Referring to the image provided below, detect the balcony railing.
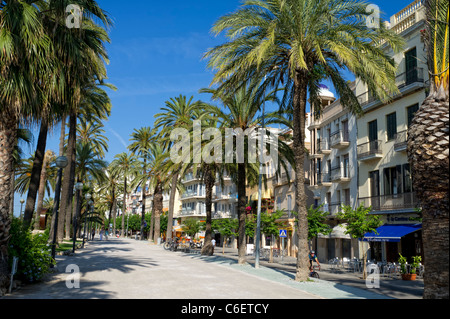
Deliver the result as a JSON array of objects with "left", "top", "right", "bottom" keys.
[
  {"left": 357, "top": 140, "right": 383, "bottom": 161},
  {"left": 181, "top": 190, "right": 205, "bottom": 199},
  {"left": 318, "top": 139, "right": 331, "bottom": 154},
  {"left": 330, "top": 130, "right": 350, "bottom": 148},
  {"left": 358, "top": 192, "right": 419, "bottom": 211},
  {"left": 356, "top": 68, "right": 425, "bottom": 108},
  {"left": 331, "top": 165, "right": 351, "bottom": 181},
  {"left": 325, "top": 202, "right": 342, "bottom": 216},
  {"left": 394, "top": 130, "right": 408, "bottom": 152},
  {"left": 317, "top": 173, "right": 332, "bottom": 186}
]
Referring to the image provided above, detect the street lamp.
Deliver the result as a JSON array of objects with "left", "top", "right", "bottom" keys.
[
  {"left": 50, "top": 156, "right": 68, "bottom": 266},
  {"left": 255, "top": 76, "right": 268, "bottom": 269},
  {"left": 73, "top": 182, "right": 83, "bottom": 253}
]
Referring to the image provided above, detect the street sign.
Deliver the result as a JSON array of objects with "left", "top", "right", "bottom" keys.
[{"left": 279, "top": 229, "right": 287, "bottom": 238}]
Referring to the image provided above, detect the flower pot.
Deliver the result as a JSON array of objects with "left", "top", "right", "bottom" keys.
[{"left": 401, "top": 274, "right": 417, "bottom": 281}]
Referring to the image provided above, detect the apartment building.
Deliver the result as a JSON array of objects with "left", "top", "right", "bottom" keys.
[
  {"left": 307, "top": 84, "right": 360, "bottom": 262},
  {"left": 355, "top": 0, "right": 426, "bottom": 262}
]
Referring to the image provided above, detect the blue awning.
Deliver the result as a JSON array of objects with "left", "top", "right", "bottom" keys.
[{"left": 362, "top": 224, "right": 422, "bottom": 242}]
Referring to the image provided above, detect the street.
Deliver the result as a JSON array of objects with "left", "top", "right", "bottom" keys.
[{"left": 2, "top": 237, "right": 402, "bottom": 300}]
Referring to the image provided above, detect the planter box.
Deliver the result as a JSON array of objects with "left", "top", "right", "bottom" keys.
[{"left": 401, "top": 274, "right": 417, "bottom": 281}]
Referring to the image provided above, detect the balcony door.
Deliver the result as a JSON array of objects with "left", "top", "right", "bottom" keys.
[
  {"left": 369, "top": 170, "right": 380, "bottom": 210},
  {"left": 368, "top": 120, "right": 378, "bottom": 153},
  {"left": 405, "top": 48, "right": 417, "bottom": 85}
]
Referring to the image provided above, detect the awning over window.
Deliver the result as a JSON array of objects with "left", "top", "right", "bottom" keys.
[{"left": 363, "top": 224, "right": 422, "bottom": 242}]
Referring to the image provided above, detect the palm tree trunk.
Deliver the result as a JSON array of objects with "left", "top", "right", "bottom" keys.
[
  {"left": 201, "top": 166, "right": 215, "bottom": 256},
  {"left": 166, "top": 171, "right": 179, "bottom": 240},
  {"left": 293, "top": 70, "right": 309, "bottom": 282},
  {"left": 121, "top": 178, "right": 127, "bottom": 237},
  {"left": 34, "top": 151, "right": 50, "bottom": 230},
  {"left": 60, "top": 113, "right": 77, "bottom": 241},
  {"left": 237, "top": 162, "right": 247, "bottom": 264},
  {"left": 0, "top": 112, "right": 17, "bottom": 294},
  {"left": 140, "top": 182, "right": 146, "bottom": 240},
  {"left": 23, "top": 118, "right": 49, "bottom": 230},
  {"left": 154, "top": 183, "right": 163, "bottom": 243},
  {"left": 49, "top": 117, "right": 66, "bottom": 242}
]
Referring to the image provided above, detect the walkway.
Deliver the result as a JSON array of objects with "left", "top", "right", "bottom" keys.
[{"left": 2, "top": 238, "right": 420, "bottom": 300}]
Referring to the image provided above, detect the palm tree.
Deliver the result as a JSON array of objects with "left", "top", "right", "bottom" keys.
[
  {"left": 204, "top": 0, "right": 403, "bottom": 280},
  {"left": 76, "top": 117, "right": 110, "bottom": 159},
  {"left": 407, "top": 0, "right": 449, "bottom": 299},
  {"left": 129, "top": 127, "right": 157, "bottom": 240},
  {"left": 0, "top": 1, "right": 53, "bottom": 287},
  {"left": 154, "top": 95, "right": 202, "bottom": 240},
  {"left": 200, "top": 85, "right": 287, "bottom": 264},
  {"left": 110, "top": 152, "right": 139, "bottom": 236}
]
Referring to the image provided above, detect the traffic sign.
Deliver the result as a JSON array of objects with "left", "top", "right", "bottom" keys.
[{"left": 279, "top": 229, "right": 287, "bottom": 238}]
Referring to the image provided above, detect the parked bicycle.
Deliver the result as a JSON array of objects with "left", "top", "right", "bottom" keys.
[{"left": 163, "top": 237, "right": 179, "bottom": 251}]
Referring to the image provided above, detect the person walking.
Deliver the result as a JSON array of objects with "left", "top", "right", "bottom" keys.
[
  {"left": 211, "top": 238, "right": 216, "bottom": 254},
  {"left": 100, "top": 228, "right": 104, "bottom": 241},
  {"left": 91, "top": 229, "right": 95, "bottom": 240}
]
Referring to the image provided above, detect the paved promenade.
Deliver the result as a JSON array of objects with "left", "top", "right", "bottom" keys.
[{"left": 2, "top": 237, "right": 422, "bottom": 300}]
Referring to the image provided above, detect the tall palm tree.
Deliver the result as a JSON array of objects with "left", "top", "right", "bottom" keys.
[
  {"left": 407, "top": 0, "right": 449, "bottom": 299},
  {"left": 204, "top": 0, "right": 403, "bottom": 280},
  {"left": 110, "top": 152, "right": 139, "bottom": 236},
  {"left": 129, "top": 127, "right": 157, "bottom": 240},
  {"left": 76, "top": 117, "right": 110, "bottom": 159},
  {"left": 154, "top": 95, "right": 202, "bottom": 240},
  {"left": 200, "top": 85, "right": 287, "bottom": 264},
  {"left": 0, "top": 1, "right": 52, "bottom": 288}
]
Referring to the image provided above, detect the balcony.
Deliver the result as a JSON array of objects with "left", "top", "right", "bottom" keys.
[
  {"left": 331, "top": 166, "right": 351, "bottom": 183},
  {"left": 357, "top": 140, "right": 383, "bottom": 161},
  {"left": 356, "top": 68, "right": 426, "bottom": 110},
  {"left": 358, "top": 192, "right": 419, "bottom": 212},
  {"left": 317, "top": 139, "right": 331, "bottom": 155},
  {"left": 181, "top": 190, "right": 205, "bottom": 199},
  {"left": 325, "top": 202, "right": 342, "bottom": 216},
  {"left": 318, "top": 173, "right": 332, "bottom": 187},
  {"left": 180, "top": 208, "right": 206, "bottom": 217},
  {"left": 182, "top": 173, "right": 202, "bottom": 183},
  {"left": 330, "top": 130, "right": 350, "bottom": 149},
  {"left": 394, "top": 130, "right": 408, "bottom": 152},
  {"left": 213, "top": 193, "right": 238, "bottom": 202}
]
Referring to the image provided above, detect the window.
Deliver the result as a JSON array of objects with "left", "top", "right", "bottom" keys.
[
  {"left": 386, "top": 112, "right": 397, "bottom": 141},
  {"left": 383, "top": 167, "right": 398, "bottom": 195},
  {"left": 403, "top": 164, "right": 413, "bottom": 193},
  {"left": 277, "top": 197, "right": 282, "bottom": 210},
  {"left": 344, "top": 189, "right": 351, "bottom": 206},
  {"left": 368, "top": 120, "right": 378, "bottom": 142},
  {"left": 343, "top": 154, "right": 350, "bottom": 178},
  {"left": 407, "top": 104, "right": 419, "bottom": 127}
]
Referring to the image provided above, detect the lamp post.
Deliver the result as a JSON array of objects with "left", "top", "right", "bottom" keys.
[
  {"left": 82, "top": 193, "right": 92, "bottom": 248},
  {"left": 255, "top": 75, "right": 268, "bottom": 269},
  {"left": 50, "top": 156, "right": 68, "bottom": 266},
  {"left": 73, "top": 182, "right": 83, "bottom": 253}
]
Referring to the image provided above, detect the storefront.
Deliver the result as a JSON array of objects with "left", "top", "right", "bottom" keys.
[{"left": 363, "top": 223, "right": 423, "bottom": 262}]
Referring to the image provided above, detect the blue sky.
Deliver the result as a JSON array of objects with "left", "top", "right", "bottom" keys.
[{"left": 13, "top": 0, "right": 418, "bottom": 215}]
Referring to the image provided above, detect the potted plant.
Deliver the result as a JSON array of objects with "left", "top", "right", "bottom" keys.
[
  {"left": 398, "top": 254, "right": 418, "bottom": 281},
  {"left": 409, "top": 256, "right": 422, "bottom": 277}
]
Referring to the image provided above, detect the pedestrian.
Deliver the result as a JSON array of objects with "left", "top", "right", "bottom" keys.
[
  {"left": 100, "top": 228, "right": 104, "bottom": 241},
  {"left": 211, "top": 238, "right": 216, "bottom": 254},
  {"left": 91, "top": 229, "right": 95, "bottom": 240}
]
